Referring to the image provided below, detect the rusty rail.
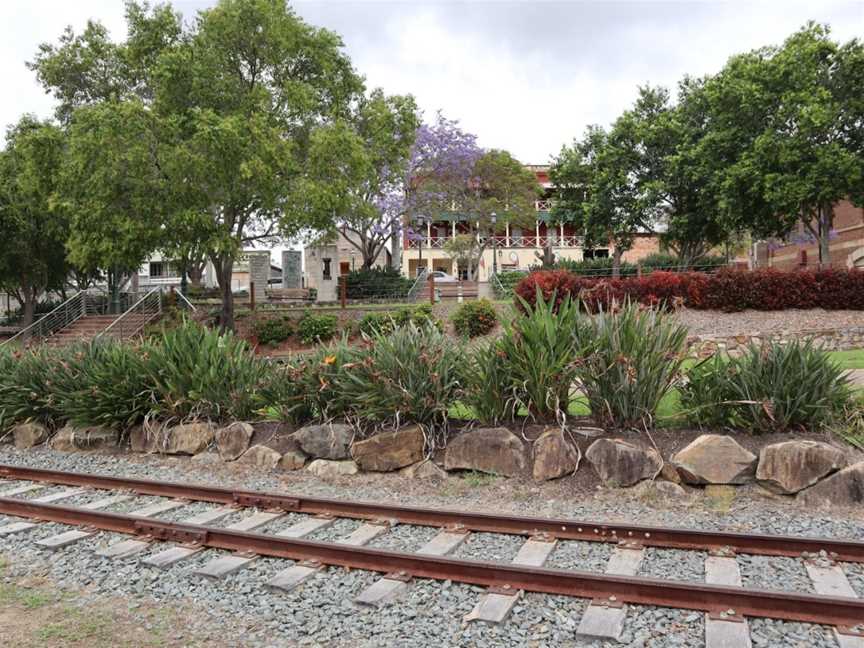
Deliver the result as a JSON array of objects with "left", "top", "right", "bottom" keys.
[
  {"left": 0, "top": 495, "right": 863, "bottom": 628},
  {"left": 2, "top": 463, "right": 864, "bottom": 562}
]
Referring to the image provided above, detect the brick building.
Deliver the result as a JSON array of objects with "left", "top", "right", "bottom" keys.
[
  {"left": 399, "top": 165, "right": 660, "bottom": 280},
  {"left": 753, "top": 200, "right": 864, "bottom": 270}
]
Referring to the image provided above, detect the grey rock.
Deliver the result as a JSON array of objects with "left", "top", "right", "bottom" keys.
[
  {"left": 797, "top": 460, "right": 864, "bottom": 509},
  {"left": 399, "top": 460, "right": 447, "bottom": 480},
  {"left": 214, "top": 422, "right": 253, "bottom": 461},
  {"left": 306, "top": 459, "right": 359, "bottom": 478},
  {"left": 585, "top": 438, "right": 662, "bottom": 487},
  {"left": 238, "top": 444, "right": 282, "bottom": 470},
  {"left": 756, "top": 440, "right": 847, "bottom": 494},
  {"left": 161, "top": 422, "right": 215, "bottom": 455},
  {"left": 13, "top": 422, "right": 48, "bottom": 449},
  {"left": 673, "top": 434, "right": 756, "bottom": 485},
  {"left": 351, "top": 425, "right": 425, "bottom": 472},
  {"left": 532, "top": 427, "right": 580, "bottom": 482},
  {"left": 295, "top": 423, "right": 353, "bottom": 460},
  {"left": 444, "top": 427, "right": 527, "bottom": 477}
]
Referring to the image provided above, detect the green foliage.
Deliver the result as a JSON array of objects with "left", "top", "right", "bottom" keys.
[
  {"left": 52, "top": 341, "right": 154, "bottom": 430},
  {"left": 498, "top": 292, "right": 588, "bottom": 422},
  {"left": 0, "top": 117, "right": 70, "bottom": 325},
  {"left": 577, "top": 303, "right": 689, "bottom": 429},
  {"left": 0, "top": 346, "right": 75, "bottom": 429},
  {"left": 297, "top": 312, "right": 339, "bottom": 344},
  {"left": 146, "top": 321, "right": 267, "bottom": 421},
  {"left": 681, "top": 341, "right": 852, "bottom": 433},
  {"left": 253, "top": 316, "right": 293, "bottom": 346},
  {"left": 452, "top": 299, "right": 498, "bottom": 338},
  {"left": 344, "top": 267, "right": 414, "bottom": 299},
  {"left": 336, "top": 322, "right": 463, "bottom": 431},
  {"left": 493, "top": 271, "right": 527, "bottom": 297},
  {"left": 461, "top": 340, "right": 517, "bottom": 426},
  {"left": 357, "top": 304, "right": 441, "bottom": 337},
  {"left": 552, "top": 257, "right": 638, "bottom": 277}
]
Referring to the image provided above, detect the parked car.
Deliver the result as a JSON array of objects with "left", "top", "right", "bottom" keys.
[{"left": 427, "top": 270, "right": 459, "bottom": 283}]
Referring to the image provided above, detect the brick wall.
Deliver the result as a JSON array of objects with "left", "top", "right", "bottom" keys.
[{"left": 765, "top": 200, "right": 864, "bottom": 270}]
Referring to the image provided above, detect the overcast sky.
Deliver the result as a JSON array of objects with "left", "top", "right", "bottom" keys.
[{"left": 2, "top": 0, "right": 862, "bottom": 164}]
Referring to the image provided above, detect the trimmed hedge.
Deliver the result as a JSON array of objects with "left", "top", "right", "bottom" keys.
[
  {"left": 452, "top": 299, "right": 498, "bottom": 338},
  {"left": 514, "top": 268, "right": 864, "bottom": 313}
]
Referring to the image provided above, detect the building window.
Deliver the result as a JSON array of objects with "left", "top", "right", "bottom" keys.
[
  {"left": 322, "top": 258, "right": 332, "bottom": 280},
  {"left": 583, "top": 249, "right": 610, "bottom": 259},
  {"left": 149, "top": 261, "right": 179, "bottom": 278},
  {"left": 511, "top": 227, "right": 522, "bottom": 246}
]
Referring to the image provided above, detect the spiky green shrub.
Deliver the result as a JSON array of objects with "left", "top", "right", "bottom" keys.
[
  {"left": 680, "top": 340, "right": 852, "bottom": 433},
  {"left": 262, "top": 337, "right": 359, "bottom": 423},
  {"left": 358, "top": 304, "right": 442, "bottom": 337},
  {"left": 52, "top": 341, "right": 155, "bottom": 430},
  {"left": 146, "top": 322, "right": 268, "bottom": 421},
  {"left": 461, "top": 340, "right": 517, "bottom": 425},
  {"left": 452, "top": 299, "right": 498, "bottom": 338},
  {"left": 336, "top": 322, "right": 463, "bottom": 432},
  {"left": 297, "top": 312, "right": 338, "bottom": 344},
  {"left": 576, "top": 303, "right": 689, "bottom": 429},
  {"left": 0, "top": 346, "right": 75, "bottom": 430},
  {"left": 498, "top": 293, "right": 589, "bottom": 422}
]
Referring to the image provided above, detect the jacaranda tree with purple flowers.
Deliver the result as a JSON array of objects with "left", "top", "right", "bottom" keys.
[{"left": 299, "top": 89, "right": 420, "bottom": 269}]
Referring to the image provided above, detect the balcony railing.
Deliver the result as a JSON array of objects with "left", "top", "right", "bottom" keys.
[{"left": 406, "top": 235, "right": 583, "bottom": 250}]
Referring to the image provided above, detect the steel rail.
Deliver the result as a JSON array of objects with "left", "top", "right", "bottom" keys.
[
  {"left": 0, "top": 496, "right": 863, "bottom": 628},
  {"left": 2, "top": 463, "right": 864, "bottom": 562}
]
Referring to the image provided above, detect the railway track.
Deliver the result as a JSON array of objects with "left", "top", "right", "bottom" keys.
[{"left": 0, "top": 463, "right": 863, "bottom": 647}]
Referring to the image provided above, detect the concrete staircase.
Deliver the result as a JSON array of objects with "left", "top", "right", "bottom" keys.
[{"left": 44, "top": 315, "right": 120, "bottom": 347}]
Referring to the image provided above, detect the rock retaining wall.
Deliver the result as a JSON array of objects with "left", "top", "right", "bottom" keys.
[{"left": 689, "top": 326, "right": 864, "bottom": 356}]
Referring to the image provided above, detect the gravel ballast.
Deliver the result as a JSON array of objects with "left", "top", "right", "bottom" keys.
[{"left": 1, "top": 446, "right": 863, "bottom": 647}]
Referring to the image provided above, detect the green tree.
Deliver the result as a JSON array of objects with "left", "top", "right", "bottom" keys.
[
  {"left": 298, "top": 89, "right": 420, "bottom": 269},
  {"left": 34, "top": 0, "right": 364, "bottom": 330},
  {"left": 708, "top": 23, "right": 864, "bottom": 264},
  {"left": 0, "top": 117, "right": 69, "bottom": 326},
  {"left": 465, "top": 149, "right": 541, "bottom": 278}
]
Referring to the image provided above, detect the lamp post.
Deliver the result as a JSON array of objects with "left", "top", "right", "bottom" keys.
[{"left": 490, "top": 212, "right": 498, "bottom": 277}]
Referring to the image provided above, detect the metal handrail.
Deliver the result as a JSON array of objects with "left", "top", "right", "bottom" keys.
[
  {"left": 172, "top": 289, "right": 197, "bottom": 312},
  {"left": 1, "top": 291, "right": 87, "bottom": 347},
  {"left": 406, "top": 268, "right": 428, "bottom": 302},
  {"left": 97, "top": 288, "right": 162, "bottom": 342}
]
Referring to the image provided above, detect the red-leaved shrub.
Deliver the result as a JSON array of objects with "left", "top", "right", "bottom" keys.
[{"left": 514, "top": 268, "right": 864, "bottom": 312}]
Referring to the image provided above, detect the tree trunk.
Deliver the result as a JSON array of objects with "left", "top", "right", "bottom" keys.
[
  {"left": 818, "top": 204, "right": 833, "bottom": 268},
  {"left": 213, "top": 255, "right": 235, "bottom": 332},
  {"left": 20, "top": 285, "right": 37, "bottom": 327},
  {"left": 188, "top": 262, "right": 204, "bottom": 289},
  {"left": 612, "top": 247, "right": 623, "bottom": 279}
]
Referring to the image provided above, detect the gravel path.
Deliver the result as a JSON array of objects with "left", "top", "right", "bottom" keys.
[{"left": 1, "top": 446, "right": 863, "bottom": 647}]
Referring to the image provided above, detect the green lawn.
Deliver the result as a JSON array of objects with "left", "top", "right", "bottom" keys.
[{"left": 828, "top": 349, "right": 864, "bottom": 370}]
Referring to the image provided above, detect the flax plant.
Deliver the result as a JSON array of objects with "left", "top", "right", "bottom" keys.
[{"left": 577, "top": 302, "right": 689, "bottom": 430}]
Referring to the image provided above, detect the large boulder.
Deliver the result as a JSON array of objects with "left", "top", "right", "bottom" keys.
[
  {"left": 444, "top": 427, "right": 527, "bottom": 477},
  {"left": 238, "top": 444, "right": 282, "bottom": 470},
  {"left": 630, "top": 479, "right": 689, "bottom": 503},
  {"left": 275, "top": 435, "right": 308, "bottom": 470},
  {"left": 532, "top": 428, "right": 580, "bottom": 482},
  {"left": 13, "top": 423, "right": 48, "bottom": 450},
  {"left": 756, "top": 440, "right": 847, "bottom": 494},
  {"left": 129, "top": 422, "right": 161, "bottom": 453},
  {"left": 307, "top": 459, "right": 359, "bottom": 478},
  {"left": 351, "top": 425, "right": 426, "bottom": 472},
  {"left": 50, "top": 426, "right": 76, "bottom": 452},
  {"left": 797, "top": 461, "right": 864, "bottom": 509},
  {"left": 162, "top": 422, "right": 215, "bottom": 455},
  {"left": 68, "top": 426, "right": 118, "bottom": 451},
  {"left": 672, "top": 434, "right": 757, "bottom": 485},
  {"left": 295, "top": 423, "right": 353, "bottom": 460},
  {"left": 215, "top": 422, "right": 254, "bottom": 461},
  {"left": 399, "top": 460, "right": 447, "bottom": 480},
  {"left": 585, "top": 438, "right": 662, "bottom": 487}
]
